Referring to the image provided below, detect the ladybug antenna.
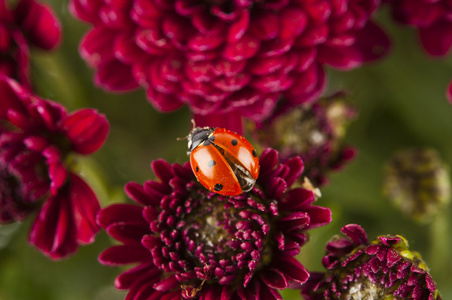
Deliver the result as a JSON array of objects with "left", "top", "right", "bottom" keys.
[{"left": 176, "top": 119, "right": 197, "bottom": 141}]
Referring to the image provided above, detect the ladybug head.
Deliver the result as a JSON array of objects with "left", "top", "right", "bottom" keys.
[{"left": 187, "top": 127, "right": 214, "bottom": 154}]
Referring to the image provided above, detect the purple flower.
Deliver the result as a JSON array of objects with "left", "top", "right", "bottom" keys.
[
  {"left": 0, "top": 0, "right": 61, "bottom": 88},
  {"left": 255, "top": 91, "right": 357, "bottom": 186},
  {"left": 301, "top": 224, "right": 442, "bottom": 300},
  {"left": 70, "top": 0, "right": 390, "bottom": 122},
  {"left": 97, "top": 148, "right": 331, "bottom": 299},
  {"left": 0, "top": 76, "right": 109, "bottom": 259}
]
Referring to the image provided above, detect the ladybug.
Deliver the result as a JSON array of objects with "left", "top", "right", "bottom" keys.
[{"left": 187, "top": 126, "right": 260, "bottom": 196}]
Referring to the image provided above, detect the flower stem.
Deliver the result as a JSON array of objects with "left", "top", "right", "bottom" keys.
[{"left": 428, "top": 210, "right": 449, "bottom": 281}]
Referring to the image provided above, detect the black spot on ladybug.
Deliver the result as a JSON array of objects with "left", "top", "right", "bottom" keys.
[
  {"left": 209, "top": 135, "right": 216, "bottom": 142},
  {"left": 214, "top": 183, "right": 223, "bottom": 191},
  {"left": 204, "top": 140, "right": 211, "bottom": 146},
  {"left": 208, "top": 160, "right": 216, "bottom": 167},
  {"left": 231, "top": 139, "right": 238, "bottom": 146},
  {"left": 252, "top": 149, "right": 257, "bottom": 157},
  {"left": 196, "top": 166, "right": 199, "bottom": 173}
]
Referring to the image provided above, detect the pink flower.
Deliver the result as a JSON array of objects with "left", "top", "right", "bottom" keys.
[
  {"left": 301, "top": 224, "right": 442, "bottom": 299},
  {"left": 97, "top": 149, "right": 331, "bottom": 299},
  {"left": 0, "top": 0, "right": 61, "bottom": 88},
  {"left": 388, "top": 0, "right": 452, "bottom": 56},
  {"left": 70, "top": 0, "right": 390, "bottom": 122},
  {"left": 0, "top": 76, "right": 109, "bottom": 259},
  {"left": 387, "top": 0, "right": 452, "bottom": 105}
]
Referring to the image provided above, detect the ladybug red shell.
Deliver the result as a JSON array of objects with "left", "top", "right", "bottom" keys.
[{"left": 187, "top": 127, "right": 259, "bottom": 196}]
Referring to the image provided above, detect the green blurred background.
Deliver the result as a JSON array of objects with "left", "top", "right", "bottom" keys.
[{"left": 0, "top": 1, "right": 451, "bottom": 299}]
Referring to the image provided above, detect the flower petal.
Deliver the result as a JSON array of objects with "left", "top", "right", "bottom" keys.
[
  {"left": 115, "top": 262, "right": 159, "bottom": 289},
  {"left": 97, "top": 203, "right": 147, "bottom": 228},
  {"left": 107, "top": 222, "right": 150, "bottom": 245},
  {"left": 304, "top": 206, "right": 332, "bottom": 229},
  {"left": 69, "top": 0, "right": 103, "bottom": 23},
  {"left": 260, "top": 268, "right": 289, "bottom": 290},
  {"left": 68, "top": 173, "right": 100, "bottom": 244},
  {"left": 0, "top": 77, "right": 28, "bottom": 120},
  {"left": 341, "top": 224, "right": 368, "bottom": 246},
  {"left": 95, "top": 60, "right": 140, "bottom": 91},
  {"left": 99, "top": 245, "right": 152, "bottom": 265},
  {"left": 419, "top": 20, "right": 452, "bottom": 56},
  {"left": 80, "top": 27, "right": 116, "bottom": 67},
  {"left": 272, "top": 256, "right": 309, "bottom": 284},
  {"left": 15, "top": 0, "right": 61, "bottom": 50},
  {"left": 193, "top": 111, "right": 244, "bottom": 135},
  {"left": 352, "top": 21, "right": 391, "bottom": 62},
  {"left": 29, "top": 191, "right": 77, "bottom": 259},
  {"left": 62, "top": 108, "right": 109, "bottom": 155}
]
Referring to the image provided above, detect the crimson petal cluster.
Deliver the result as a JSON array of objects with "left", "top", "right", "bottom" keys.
[
  {"left": 0, "top": 76, "right": 109, "bottom": 259},
  {"left": 387, "top": 0, "right": 452, "bottom": 56},
  {"left": 97, "top": 148, "right": 331, "bottom": 299},
  {"left": 70, "top": 0, "right": 390, "bottom": 122},
  {"left": 0, "top": 0, "right": 61, "bottom": 88},
  {"left": 301, "top": 224, "right": 442, "bottom": 299},
  {"left": 386, "top": 0, "right": 452, "bottom": 105}
]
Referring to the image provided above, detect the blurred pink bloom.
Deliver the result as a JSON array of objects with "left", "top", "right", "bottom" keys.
[
  {"left": 388, "top": 0, "right": 452, "bottom": 56},
  {"left": 0, "top": 76, "right": 109, "bottom": 259},
  {"left": 255, "top": 91, "right": 357, "bottom": 186},
  {"left": 0, "top": 0, "right": 61, "bottom": 88},
  {"left": 70, "top": 0, "right": 390, "bottom": 122},
  {"left": 387, "top": 0, "right": 452, "bottom": 105}
]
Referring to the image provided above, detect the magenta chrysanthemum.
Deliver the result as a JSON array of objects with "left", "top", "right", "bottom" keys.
[
  {"left": 0, "top": 76, "right": 109, "bottom": 259},
  {"left": 387, "top": 0, "right": 452, "bottom": 56},
  {"left": 70, "top": 0, "right": 390, "bottom": 122},
  {"left": 97, "top": 148, "right": 331, "bottom": 299},
  {"left": 301, "top": 224, "right": 442, "bottom": 300},
  {"left": 387, "top": 0, "right": 452, "bottom": 105},
  {"left": 0, "top": 0, "right": 61, "bottom": 88}
]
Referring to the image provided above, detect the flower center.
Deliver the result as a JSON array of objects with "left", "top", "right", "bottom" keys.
[
  {"left": 346, "top": 280, "right": 386, "bottom": 300},
  {"left": 157, "top": 188, "right": 277, "bottom": 292}
]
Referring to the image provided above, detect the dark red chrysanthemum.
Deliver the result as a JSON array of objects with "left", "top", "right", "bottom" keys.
[
  {"left": 97, "top": 148, "right": 331, "bottom": 299},
  {"left": 0, "top": 0, "right": 61, "bottom": 88},
  {"left": 0, "top": 76, "right": 109, "bottom": 259},
  {"left": 255, "top": 92, "right": 357, "bottom": 186},
  {"left": 301, "top": 224, "right": 442, "bottom": 300},
  {"left": 387, "top": 0, "right": 452, "bottom": 56},
  {"left": 70, "top": 0, "right": 390, "bottom": 122},
  {"left": 386, "top": 0, "right": 452, "bottom": 105}
]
